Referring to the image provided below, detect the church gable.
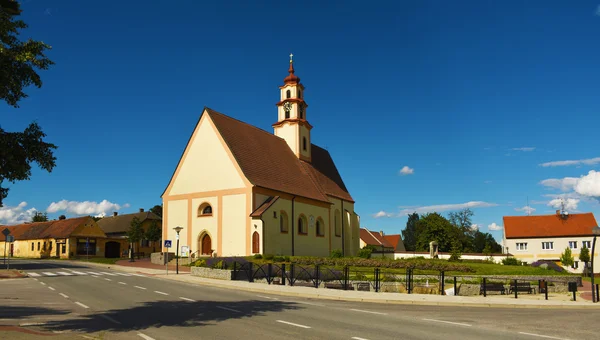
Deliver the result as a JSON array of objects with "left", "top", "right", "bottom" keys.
[{"left": 164, "top": 110, "right": 250, "bottom": 197}]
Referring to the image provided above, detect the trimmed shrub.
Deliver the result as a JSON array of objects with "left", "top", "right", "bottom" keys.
[
  {"left": 264, "top": 254, "right": 275, "bottom": 261},
  {"left": 357, "top": 247, "right": 372, "bottom": 259},
  {"left": 273, "top": 255, "right": 285, "bottom": 262},
  {"left": 253, "top": 254, "right": 263, "bottom": 260},
  {"left": 501, "top": 257, "right": 523, "bottom": 266},
  {"left": 330, "top": 249, "right": 343, "bottom": 258}
]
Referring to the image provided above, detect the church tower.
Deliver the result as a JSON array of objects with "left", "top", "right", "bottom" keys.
[{"left": 273, "top": 54, "right": 312, "bottom": 162}]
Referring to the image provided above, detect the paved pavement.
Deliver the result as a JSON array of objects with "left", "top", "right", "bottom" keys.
[{"left": 1, "top": 258, "right": 598, "bottom": 340}]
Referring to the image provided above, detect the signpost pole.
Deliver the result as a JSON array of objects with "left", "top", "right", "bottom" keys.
[
  {"left": 164, "top": 240, "right": 172, "bottom": 276},
  {"left": 2, "top": 228, "right": 11, "bottom": 269}
]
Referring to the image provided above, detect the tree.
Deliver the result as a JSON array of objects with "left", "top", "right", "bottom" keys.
[
  {"left": 560, "top": 247, "right": 574, "bottom": 268},
  {"left": 415, "top": 213, "right": 459, "bottom": 252},
  {"left": 0, "top": 1, "right": 57, "bottom": 207},
  {"left": 149, "top": 204, "right": 162, "bottom": 218},
  {"left": 145, "top": 220, "right": 162, "bottom": 253},
  {"left": 448, "top": 208, "right": 475, "bottom": 252},
  {"left": 1, "top": 0, "right": 55, "bottom": 107},
  {"left": 126, "top": 217, "right": 144, "bottom": 262},
  {"left": 31, "top": 211, "right": 48, "bottom": 222},
  {"left": 402, "top": 212, "right": 419, "bottom": 251},
  {"left": 579, "top": 246, "right": 590, "bottom": 276}
]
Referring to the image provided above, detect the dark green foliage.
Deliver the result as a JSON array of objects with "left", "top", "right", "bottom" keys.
[
  {"left": 263, "top": 254, "right": 274, "bottom": 261},
  {"left": 560, "top": 247, "right": 574, "bottom": 267},
  {"left": 145, "top": 220, "right": 161, "bottom": 252},
  {"left": 330, "top": 249, "right": 343, "bottom": 258},
  {"left": 272, "top": 255, "right": 285, "bottom": 262},
  {"left": 357, "top": 247, "right": 372, "bottom": 259},
  {"left": 402, "top": 212, "right": 419, "bottom": 251},
  {"left": 501, "top": 257, "right": 523, "bottom": 266},
  {"left": 149, "top": 204, "right": 162, "bottom": 217},
  {"left": 31, "top": 211, "right": 48, "bottom": 222},
  {"left": 449, "top": 239, "right": 462, "bottom": 262},
  {"left": 127, "top": 217, "right": 144, "bottom": 243},
  {"left": 0, "top": 0, "right": 55, "bottom": 107},
  {"left": 253, "top": 254, "right": 263, "bottom": 260},
  {"left": 579, "top": 246, "right": 590, "bottom": 264},
  {"left": 415, "top": 212, "right": 459, "bottom": 252}
]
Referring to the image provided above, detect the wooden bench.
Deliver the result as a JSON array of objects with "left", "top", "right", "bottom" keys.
[
  {"left": 479, "top": 282, "right": 507, "bottom": 295},
  {"left": 509, "top": 282, "right": 536, "bottom": 294},
  {"left": 324, "top": 283, "right": 354, "bottom": 290}
]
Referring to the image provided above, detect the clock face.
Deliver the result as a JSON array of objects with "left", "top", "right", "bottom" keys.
[{"left": 283, "top": 102, "right": 292, "bottom": 112}]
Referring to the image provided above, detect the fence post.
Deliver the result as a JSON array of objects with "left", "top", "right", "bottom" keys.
[
  {"left": 514, "top": 279, "right": 518, "bottom": 299},
  {"left": 483, "top": 277, "right": 487, "bottom": 297},
  {"left": 248, "top": 262, "right": 254, "bottom": 283},
  {"left": 407, "top": 269, "right": 412, "bottom": 294},
  {"left": 454, "top": 276, "right": 457, "bottom": 296},
  {"left": 374, "top": 268, "right": 380, "bottom": 293},
  {"left": 315, "top": 265, "right": 320, "bottom": 289},
  {"left": 344, "top": 266, "right": 349, "bottom": 291},
  {"left": 544, "top": 280, "right": 548, "bottom": 300},
  {"left": 440, "top": 271, "right": 445, "bottom": 295},
  {"left": 290, "top": 264, "right": 295, "bottom": 287},
  {"left": 233, "top": 262, "right": 237, "bottom": 280},
  {"left": 596, "top": 284, "right": 599, "bottom": 303},
  {"left": 267, "top": 263, "right": 272, "bottom": 285},
  {"left": 281, "top": 263, "right": 286, "bottom": 286}
]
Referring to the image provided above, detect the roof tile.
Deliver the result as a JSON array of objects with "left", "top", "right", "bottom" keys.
[{"left": 503, "top": 213, "right": 598, "bottom": 238}]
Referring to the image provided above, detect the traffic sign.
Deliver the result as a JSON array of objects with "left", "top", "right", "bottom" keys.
[
  {"left": 164, "top": 240, "right": 172, "bottom": 248},
  {"left": 2, "top": 228, "right": 10, "bottom": 237},
  {"left": 6, "top": 236, "right": 14, "bottom": 243}
]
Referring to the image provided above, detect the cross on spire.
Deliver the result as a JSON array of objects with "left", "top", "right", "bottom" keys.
[{"left": 289, "top": 53, "right": 294, "bottom": 63}]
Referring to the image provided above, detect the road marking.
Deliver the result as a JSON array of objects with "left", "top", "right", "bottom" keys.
[
  {"left": 33, "top": 278, "right": 38, "bottom": 281},
  {"left": 69, "top": 271, "right": 87, "bottom": 275},
  {"left": 48, "top": 286, "right": 55, "bottom": 291},
  {"left": 40, "top": 282, "right": 46, "bottom": 285},
  {"left": 276, "top": 320, "right": 311, "bottom": 329},
  {"left": 350, "top": 309, "right": 388, "bottom": 315},
  {"left": 180, "top": 297, "right": 195, "bottom": 302},
  {"left": 28, "top": 272, "right": 41, "bottom": 277},
  {"left": 518, "top": 332, "right": 571, "bottom": 340},
  {"left": 154, "top": 291, "right": 169, "bottom": 296},
  {"left": 104, "top": 278, "right": 112, "bottom": 281},
  {"left": 80, "top": 336, "right": 95, "bottom": 340},
  {"left": 257, "top": 295, "right": 279, "bottom": 300},
  {"left": 42, "top": 272, "right": 57, "bottom": 276},
  {"left": 20, "top": 322, "right": 47, "bottom": 326},
  {"left": 87, "top": 272, "right": 101, "bottom": 275},
  {"left": 75, "top": 302, "right": 89, "bottom": 309},
  {"left": 56, "top": 272, "right": 74, "bottom": 276},
  {"left": 216, "top": 306, "right": 241, "bottom": 313},
  {"left": 131, "top": 273, "right": 146, "bottom": 277},
  {"left": 101, "top": 272, "right": 117, "bottom": 276},
  {"left": 137, "top": 333, "right": 155, "bottom": 340},
  {"left": 92, "top": 275, "right": 99, "bottom": 278},
  {"left": 290, "top": 300, "right": 325, "bottom": 307},
  {"left": 59, "top": 293, "right": 69, "bottom": 298},
  {"left": 134, "top": 286, "right": 147, "bottom": 290},
  {"left": 423, "top": 318, "right": 472, "bottom": 327},
  {"left": 99, "top": 315, "right": 121, "bottom": 324},
  {"left": 116, "top": 273, "right": 132, "bottom": 276},
  {"left": 118, "top": 282, "right": 127, "bottom": 285},
  {"left": 352, "top": 337, "right": 370, "bottom": 340}
]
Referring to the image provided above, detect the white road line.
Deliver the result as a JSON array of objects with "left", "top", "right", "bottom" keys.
[
  {"left": 352, "top": 337, "right": 370, "bottom": 340},
  {"left": 40, "top": 282, "right": 46, "bottom": 285},
  {"left": 134, "top": 286, "right": 147, "bottom": 290},
  {"left": 216, "top": 306, "right": 241, "bottom": 313},
  {"left": 131, "top": 273, "right": 146, "bottom": 277},
  {"left": 59, "top": 293, "right": 69, "bottom": 298},
  {"left": 154, "top": 291, "right": 169, "bottom": 296},
  {"left": 42, "top": 272, "right": 57, "bottom": 276},
  {"left": 350, "top": 309, "right": 388, "bottom": 316},
  {"left": 101, "top": 272, "right": 117, "bottom": 276},
  {"left": 276, "top": 320, "right": 311, "bottom": 329},
  {"left": 48, "top": 287, "right": 55, "bottom": 291},
  {"left": 56, "top": 272, "right": 74, "bottom": 276},
  {"left": 423, "top": 318, "right": 472, "bottom": 327},
  {"left": 33, "top": 278, "right": 38, "bottom": 281},
  {"left": 75, "top": 302, "right": 89, "bottom": 309},
  {"left": 92, "top": 275, "right": 99, "bottom": 278},
  {"left": 87, "top": 272, "right": 101, "bottom": 275},
  {"left": 180, "top": 297, "right": 195, "bottom": 302},
  {"left": 137, "top": 333, "right": 155, "bottom": 340},
  {"left": 27, "top": 272, "right": 41, "bottom": 277},
  {"left": 518, "top": 332, "right": 571, "bottom": 340},
  {"left": 256, "top": 295, "right": 279, "bottom": 300},
  {"left": 80, "top": 336, "right": 95, "bottom": 340},
  {"left": 104, "top": 278, "right": 112, "bottom": 281},
  {"left": 20, "top": 322, "right": 47, "bottom": 326},
  {"left": 118, "top": 282, "right": 127, "bottom": 285},
  {"left": 99, "top": 315, "right": 121, "bottom": 325},
  {"left": 116, "top": 273, "right": 131, "bottom": 276},
  {"left": 69, "top": 271, "right": 87, "bottom": 275}
]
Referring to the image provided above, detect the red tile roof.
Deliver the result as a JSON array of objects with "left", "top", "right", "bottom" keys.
[
  {"left": 359, "top": 228, "right": 394, "bottom": 248},
  {"left": 5, "top": 216, "right": 98, "bottom": 240},
  {"left": 250, "top": 196, "right": 280, "bottom": 218},
  {"left": 383, "top": 234, "right": 406, "bottom": 252},
  {"left": 503, "top": 213, "right": 598, "bottom": 239}
]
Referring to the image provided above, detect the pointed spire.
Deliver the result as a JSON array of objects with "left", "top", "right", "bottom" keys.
[{"left": 283, "top": 53, "right": 300, "bottom": 84}]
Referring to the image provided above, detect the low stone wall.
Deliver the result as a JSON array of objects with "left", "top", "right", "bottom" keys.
[
  {"left": 151, "top": 252, "right": 174, "bottom": 265},
  {"left": 191, "top": 266, "right": 234, "bottom": 280}
]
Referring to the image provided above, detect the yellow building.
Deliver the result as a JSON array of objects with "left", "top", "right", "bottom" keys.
[
  {"left": 0, "top": 216, "right": 108, "bottom": 259},
  {"left": 96, "top": 209, "right": 162, "bottom": 258},
  {"left": 162, "top": 58, "right": 360, "bottom": 257}
]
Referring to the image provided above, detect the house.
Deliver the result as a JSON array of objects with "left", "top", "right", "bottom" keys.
[
  {"left": 161, "top": 57, "right": 360, "bottom": 258},
  {"left": 359, "top": 228, "right": 395, "bottom": 257},
  {"left": 503, "top": 210, "right": 599, "bottom": 273},
  {"left": 96, "top": 209, "right": 162, "bottom": 258},
  {"left": 383, "top": 233, "right": 406, "bottom": 253},
  {"left": 0, "top": 216, "right": 107, "bottom": 259}
]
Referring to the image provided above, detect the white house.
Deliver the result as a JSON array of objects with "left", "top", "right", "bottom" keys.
[{"left": 503, "top": 210, "right": 599, "bottom": 274}]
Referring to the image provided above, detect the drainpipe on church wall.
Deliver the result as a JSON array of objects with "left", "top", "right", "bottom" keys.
[
  {"left": 291, "top": 196, "right": 296, "bottom": 256},
  {"left": 341, "top": 200, "right": 345, "bottom": 257}
]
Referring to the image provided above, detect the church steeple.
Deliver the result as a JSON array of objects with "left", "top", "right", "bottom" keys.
[{"left": 273, "top": 54, "right": 312, "bottom": 162}]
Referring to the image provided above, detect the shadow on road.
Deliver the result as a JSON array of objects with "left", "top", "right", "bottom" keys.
[
  {"left": 4, "top": 259, "right": 91, "bottom": 271},
  {"left": 42, "top": 300, "right": 300, "bottom": 333},
  {"left": 0, "top": 306, "right": 70, "bottom": 319}
]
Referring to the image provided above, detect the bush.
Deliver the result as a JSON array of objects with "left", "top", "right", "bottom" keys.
[
  {"left": 357, "top": 247, "right": 372, "bottom": 259},
  {"left": 502, "top": 257, "right": 523, "bottom": 266},
  {"left": 273, "top": 255, "right": 285, "bottom": 262},
  {"left": 205, "top": 256, "right": 248, "bottom": 269},
  {"left": 284, "top": 256, "right": 291, "bottom": 262},
  {"left": 330, "top": 249, "right": 343, "bottom": 258},
  {"left": 253, "top": 254, "right": 263, "bottom": 260},
  {"left": 264, "top": 254, "right": 275, "bottom": 261},
  {"left": 193, "top": 259, "right": 206, "bottom": 267}
]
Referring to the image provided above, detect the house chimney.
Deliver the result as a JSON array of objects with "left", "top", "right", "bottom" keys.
[
  {"left": 59, "top": 215, "right": 66, "bottom": 220},
  {"left": 113, "top": 212, "right": 118, "bottom": 217},
  {"left": 139, "top": 208, "right": 144, "bottom": 213},
  {"left": 379, "top": 230, "right": 384, "bottom": 237}
]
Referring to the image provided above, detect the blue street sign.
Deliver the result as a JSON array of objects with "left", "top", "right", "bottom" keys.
[{"left": 164, "top": 240, "right": 172, "bottom": 248}]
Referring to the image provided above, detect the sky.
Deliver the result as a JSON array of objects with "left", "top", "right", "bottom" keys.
[{"left": 2, "top": 1, "right": 600, "bottom": 244}]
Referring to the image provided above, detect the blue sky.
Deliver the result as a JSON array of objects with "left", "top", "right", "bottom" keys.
[{"left": 2, "top": 1, "right": 600, "bottom": 243}]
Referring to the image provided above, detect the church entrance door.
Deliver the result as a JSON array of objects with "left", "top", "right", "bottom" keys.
[{"left": 201, "top": 234, "right": 212, "bottom": 255}]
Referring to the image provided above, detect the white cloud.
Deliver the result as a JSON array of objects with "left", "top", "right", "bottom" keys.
[
  {"left": 47, "top": 199, "right": 128, "bottom": 216},
  {"left": 540, "top": 171, "right": 600, "bottom": 198},
  {"left": 548, "top": 198, "right": 580, "bottom": 211},
  {"left": 539, "top": 157, "right": 600, "bottom": 168},
  {"left": 0, "top": 202, "right": 38, "bottom": 225},
  {"left": 488, "top": 222, "right": 503, "bottom": 231},
  {"left": 399, "top": 166, "right": 414, "bottom": 176},
  {"left": 539, "top": 177, "right": 579, "bottom": 191},
  {"left": 512, "top": 147, "right": 536, "bottom": 152},
  {"left": 398, "top": 201, "right": 498, "bottom": 215},
  {"left": 470, "top": 224, "right": 480, "bottom": 231},
  {"left": 515, "top": 206, "right": 536, "bottom": 214},
  {"left": 372, "top": 210, "right": 394, "bottom": 218}
]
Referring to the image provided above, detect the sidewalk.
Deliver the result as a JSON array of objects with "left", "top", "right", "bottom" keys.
[
  {"left": 114, "top": 257, "right": 190, "bottom": 273},
  {"left": 70, "top": 260, "right": 600, "bottom": 309}
]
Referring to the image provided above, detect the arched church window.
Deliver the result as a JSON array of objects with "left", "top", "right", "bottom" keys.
[
  {"left": 298, "top": 90, "right": 302, "bottom": 98},
  {"left": 286, "top": 90, "right": 291, "bottom": 99},
  {"left": 198, "top": 203, "right": 213, "bottom": 216}
]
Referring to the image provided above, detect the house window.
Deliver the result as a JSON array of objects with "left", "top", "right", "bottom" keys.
[
  {"left": 583, "top": 241, "right": 591, "bottom": 249},
  {"left": 49, "top": 242, "right": 52, "bottom": 250},
  {"left": 76, "top": 238, "right": 96, "bottom": 255},
  {"left": 516, "top": 242, "right": 527, "bottom": 251},
  {"left": 198, "top": 203, "right": 213, "bottom": 217},
  {"left": 286, "top": 90, "right": 291, "bottom": 99},
  {"left": 334, "top": 210, "right": 341, "bottom": 237},
  {"left": 572, "top": 261, "right": 579, "bottom": 269},
  {"left": 569, "top": 241, "right": 577, "bottom": 249},
  {"left": 542, "top": 242, "right": 554, "bottom": 250},
  {"left": 298, "top": 215, "right": 308, "bottom": 235},
  {"left": 273, "top": 211, "right": 277, "bottom": 219},
  {"left": 31, "top": 243, "right": 34, "bottom": 251},
  {"left": 279, "top": 212, "right": 289, "bottom": 233},
  {"left": 303, "top": 137, "right": 307, "bottom": 151},
  {"left": 37, "top": 242, "right": 40, "bottom": 251},
  {"left": 43, "top": 242, "right": 46, "bottom": 251},
  {"left": 316, "top": 218, "right": 324, "bottom": 237},
  {"left": 61, "top": 244, "right": 66, "bottom": 254},
  {"left": 285, "top": 109, "right": 290, "bottom": 119}
]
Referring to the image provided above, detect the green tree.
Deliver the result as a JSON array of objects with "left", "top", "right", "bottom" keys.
[
  {"left": 448, "top": 208, "right": 475, "bottom": 252},
  {"left": 145, "top": 220, "right": 162, "bottom": 253},
  {"left": 1, "top": 0, "right": 55, "bottom": 107},
  {"left": 560, "top": 247, "right": 574, "bottom": 268},
  {"left": 449, "top": 238, "right": 462, "bottom": 262},
  {"left": 482, "top": 243, "right": 493, "bottom": 257},
  {"left": 579, "top": 246, "right": 590, "bottom": 276},
  {"left": 149, "top": 204, "right": 162, "bottom": 217},
  {"left": 415, "top": 213, "right": 459, "bottom": 252},
  {"left": 127, "top": 217, "right": 144, "bottom": 261},
  {"left": 31, "top": 211, "right": 48, "bottom": 222},
  {"left": 402, "top": 212, "right": 419, "bottom": 251}
]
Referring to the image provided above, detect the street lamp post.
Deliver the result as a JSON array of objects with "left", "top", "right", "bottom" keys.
[
  {"left": 174, "top": 226, "right": 183, "bottom": 275},
  {"left": 591, "top": 226, "right": 600, "bottom": 303}
]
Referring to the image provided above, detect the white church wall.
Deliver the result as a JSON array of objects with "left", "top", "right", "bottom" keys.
[{"left": 221, "top": 194, "right": 247, "bottom": 256}]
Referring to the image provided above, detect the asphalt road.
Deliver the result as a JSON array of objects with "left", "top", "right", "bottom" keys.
[{"left": 0, "top": 258, "right": 596, "bottom": 340}]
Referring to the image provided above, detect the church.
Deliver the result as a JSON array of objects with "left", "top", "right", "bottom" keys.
[{"left": 161, "top": 57, "right": 360, "bottom": 258}]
